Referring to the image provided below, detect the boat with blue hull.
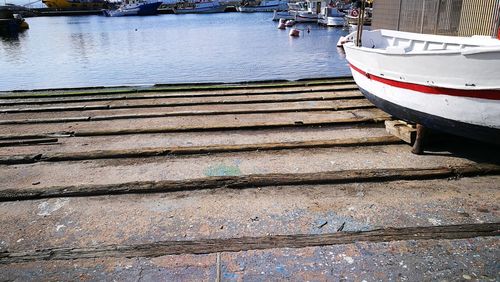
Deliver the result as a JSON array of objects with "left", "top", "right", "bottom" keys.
[{"left": 103, "top": 0, "right": 161, "bottom": 16}]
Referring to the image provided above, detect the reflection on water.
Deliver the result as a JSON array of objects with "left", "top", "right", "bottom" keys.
[
  {"left": 0, "top": 32, "right": 26, "bottom": 65},
  {"left": 0, "top": 13, "right": 351, "bottom": 91}
]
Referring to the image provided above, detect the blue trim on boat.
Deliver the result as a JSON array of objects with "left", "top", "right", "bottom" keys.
[
  {"left": 137, "top": 1, "right": 162, "bottom": 15},
  {"left": 358, "top": 86, "right": 500, "bottom": 145}
]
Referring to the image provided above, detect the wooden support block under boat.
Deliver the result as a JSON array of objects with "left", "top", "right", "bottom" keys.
[{"left": 384, "top": 120, "right": 416, "bottom": 144}]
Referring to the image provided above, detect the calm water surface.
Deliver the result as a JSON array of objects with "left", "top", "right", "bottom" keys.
[{"left": 0, "top": 13, "right": 350, "bottom": 91}]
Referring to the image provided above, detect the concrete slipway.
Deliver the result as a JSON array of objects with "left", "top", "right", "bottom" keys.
[{"left": 0, "top": 77, "right": 498, "bottom": 281}]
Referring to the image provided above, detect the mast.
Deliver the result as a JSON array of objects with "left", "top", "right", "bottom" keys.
[{"left": 356, "top": 0, "right": 366, "bottom": 47}]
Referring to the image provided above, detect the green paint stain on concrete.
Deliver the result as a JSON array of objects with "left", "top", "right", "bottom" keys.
[{"left": 204, "top": 163, "right": 241, "bottom": 177}]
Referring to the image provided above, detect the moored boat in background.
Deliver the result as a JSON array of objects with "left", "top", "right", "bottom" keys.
[
  {"left": 0, "top": 5, "right": 29, "bottom": 35},
  {"left": 294, "top": 10, "right": 317, "bottom": 22},
  {"left": 343, "top": 29, "right": 500, "bottom": 144},
  {"left": 173, "top": 0, "right": 225, "bottom": 14},
  {"left": 103, "top": 0, "right": 161, "bottom": 16},
  {"left": 42, "top": 0, "right": 108, "bottom": 9},
  {"left": 272, "top": 1, "right": 303, "bottom": 20},
  {"left": 237, "top": 0, "right": 287, "bottom": 12},
  {"left": 318, "top": 5, "right": 344, "bottom": 26},
  {"left": 273, "top": 10, "right": 293, "bottom": 20},
  {"left": 294, "top": 0, "right": 321, "bottom": 23}
]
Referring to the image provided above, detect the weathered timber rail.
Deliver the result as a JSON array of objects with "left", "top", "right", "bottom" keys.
[
  {"left": 0, "top": 78, "right": 498, "bottom": 279},
  {"left": 0, "top": 138, "right": 59, "bottom": 147},
  {"left": 0, "top": 85, "right": 359, "bottom": 106},
  {"left": 1, "top": 164, "right": 499, "bottom": 201},
  {"left": 0, "top": 91, "right": 363, "bottom": 113},
  {"left": 0, "top": 223, "right": 497, "bottom": 264},
  {"left": 0, "top": 135, "right": 401, "bottom": 164},
  {"left": 0, "top": 100, "right": 374, "bottom": 125},
  {"left": 0, "top": 108, "right": 391, "bottom": 139}
]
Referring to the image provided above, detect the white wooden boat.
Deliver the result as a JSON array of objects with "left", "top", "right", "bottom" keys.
[{"left": 343, "top": 29, "right": 500, "bottom": 143}]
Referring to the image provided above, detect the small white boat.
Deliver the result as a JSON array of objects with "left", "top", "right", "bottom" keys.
[
  {"left": 103, "top": 0, "right": 161, "bottom": 16},
  {"left": 174, "top": 0, "right": 225, "bottom": 14},
  {"left": 318, "top": 6, "right": 345, "bottom": 27},
  {"left": 343, "top": 29, "right": 500, "bottom": 143},
  {"left": 237, "top": 0, "right": 288, "bottom": 12},
  {"left": 295, "top": 11, "right": 318, "bottom": 22},
  {"left": 272, "top": 1, "right": 304, "bottom": 21},
  {"left": 294, "top": 0, "right": 321, "bottom": 23},
  {"left": 273, "top": 10, "right": 295, "bottom": 21}
]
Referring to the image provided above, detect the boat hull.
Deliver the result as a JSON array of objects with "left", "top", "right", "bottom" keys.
[
  {"left": 348, "top": 64, "right": 500, "bottom": 144},
  {"left": 237, "top": 3, "right": 287, "bottom": 12},
  {"left": 358, "top": 85, "right": 500, "bottom": 144},
  {"left": 174, "top": 5, "right": 225, "bottom": 14},
  {"left": 294, "top": 13, "right": 318, "bottom": 23},
  {"left": 272, "top": 10, "right": 295, "bottom": 20},
  {"left": 0, "top": 18, "right": 25, "bottom": 34},
  {"left": 137, "top": 3, "right": 161, "bottom": 15},
  {"left": 42, "top": 0, "right": 107, "bottom": 9},
  {"left": 318, "top": 16, "right": 343, "bottom": 26}
]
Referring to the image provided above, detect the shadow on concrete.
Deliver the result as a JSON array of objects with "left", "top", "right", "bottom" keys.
[{"left": 421, "top": 130, "right": 500, "bottom": 165}]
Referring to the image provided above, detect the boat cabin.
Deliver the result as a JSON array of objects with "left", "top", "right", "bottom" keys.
[{"left": 304, "top": 0, "right": 323, "bottom": 14}]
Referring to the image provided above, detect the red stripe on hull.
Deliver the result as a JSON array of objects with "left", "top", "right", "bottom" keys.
[{"left": 349, "top": 63, "right": 500, "bottom": 100}]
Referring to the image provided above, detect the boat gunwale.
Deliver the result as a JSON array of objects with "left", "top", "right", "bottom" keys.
[
  {"left": 372, "top": 29, "right": 500, "bottom": 46},
  {"left": 344, "top": 42, "right": 500, "bottom": 56},
  {"left": 344, "top": 29, "right": 500, "bottom": 57}
]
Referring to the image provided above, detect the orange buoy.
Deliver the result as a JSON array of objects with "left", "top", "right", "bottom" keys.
[
  {"left": 277, "top": 18, "right": 286, "bottom": 29},
  {"left": 289, "top": 28, "right": 300, "bottom": 37}
]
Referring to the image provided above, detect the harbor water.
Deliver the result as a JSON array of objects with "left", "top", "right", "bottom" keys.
[{"left": 0, "top": 13, "right": 351, "bottom": 91}]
